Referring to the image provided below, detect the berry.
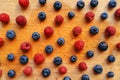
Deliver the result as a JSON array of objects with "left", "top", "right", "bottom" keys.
[
  {"left": 101, "top": 12, "right": 108, "bottom": 19},
  {"left": 0, "top": 69, "right": 2, "bottom": 77},
  {"left": 68, "top": 12, "right": 75, "bottom": 19},
  {"left": 70, "top": 55, "right": 77, "bottom": 63},
  {"left": 98, "top": 41, "right": 108, "bottom": 51},
  {"left": 107, "top": 55, "right": 116, "bottom": 63},
  {"left": 81, "top": 74, "right": 90, "bottom": 80},
  {"left": 86, "top": 50, "right": 94, "bottom": 58},
  {"left": 7, "top": 53, "right": 15, "bottom": 61},
  {"left": 54, "top": 15, "right": 64, "bottom": 25},
  {"left": 19, "top": 55, "right": 28, "bottom": 64},
  {"left": 38, "top": 12, "right": 46, "bottom": 21},
  {"left": 116, "top": 42, "right": 120, "bottom": 50},
  {"left": 114, "top": 8, "right": 120, "bottom": 18},
  {"left": 19, "top": 0, "right": 29, "bottom": 8},
  {"left": 78, "top": 62, "right": 87, "bottom": 71},
  {"left": 107, "top": 71, "right": 114, "bottom": 78},
  {"left": 42, "top": 68, "right": 51, "bottom": 77},
  {"left": 59, "top": 66, "right": 67, "bottom": 74},
  {"left": 74, "top": 40, "right": 85, "bottom": 51},
  {"left": 20, "top": 42, "right": 31, "bottom": 51},
  {"left": 44, "top": 26, "right": 54, "bottom": 37},
  {"left": 57, "top": 38, "right": 65, "bottom": 46},
  {"left": 90, "top": 0, "right": 99, "bottom": 7},
  {"left": 53, "top": 56, "right": 62, "bottom": 66},
  {"left": 0, "top": 38, "right": 4, "bottom": 47},
  {"left": 72, "top": 26, "right": 82, "bottom": 37},
  {"left": 93, "top": 65, "right": 103, "bottom": 74},
  {"left": 32, "top": 32, "right": 40, "bottom": 40},
  {"left": 16, "top": 15, "right": 27, "bottom": 26},
  {"left": 45, "top": 45, "right": 53, "bottom": 54},
  {"left": 76, "top": 0, "right": 85, "bottom": 9},
  {"left": 63, "top": 76, "right": 71, "bottom": 80},
  {"left": 53, "top": 1, "right": 62, "bottom": 10},
  {"left": 39, "top": 0, "right": 46, "bottom": 5},
  {"left": 85, "top": 11, "right": 95, "bottom": 22},
  {"left": 8, "top": 70, "right": 16, "bottom": 78},
  {"left": 108, "top": 0, "right": 117, "bottom": 8},
  {"left": 34, "top": 53, "right": 45, "bottom": 65},
  {"left": 105, "top": 26, "right": 116, "bottom": 36},
  {"left": 23, "top": 66, "right": 32, "bottom": 76},
  {"left": 6, "top": 30, "right": 16, "bottom": 40},
  {"left": 0, "top": 13, "right": 10, "bottom": 24},
  {"left": 90, "top": 26, "right": 99, "bottom": 35}
]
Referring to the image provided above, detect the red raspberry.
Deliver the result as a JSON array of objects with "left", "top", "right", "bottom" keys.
[
  {"left": 74, "top": 40, "right": 85, "bottom": 51},
  {"left": 23, "top": 66, "right": 32, "bottom": 76},
  {"left": 19, "top": 0, "right": 29, "bottom": 8},
  {"left": 114, "top": 8, "right": 120, "bottom": 18},
  {"left": 34, "top": 53, "right": 45, "bottom": 65},
  {"left": 16, "top": 15, "right": 27, "bottom": 26},
  {"left": 58, "top": 66, "right": 67, "bottom": 74},
  {"left": 54, "top": 15, "right": 64, "bottom": 25},
  {"left": 44, "top": 26, "right": 54, "bottom": 37},
  {"left": 105, "top": 26, "right": 116, "bottom": 36},
  {"left": 85, "top": 11, "right": 95, "bottom": 22},
  {"left": 78, "top": 62, "right": 87, "bottom": 71},
  {"left": 20, "top": 42, "right": 31, "bottom": 51},
  {"left": 116, "top": 42, "right": 120, "bottom": 50},
  {"left": 0, "top": 38, "right": 4, "bottom": 47},
  {"left": 72, "top": 26, "right": 82, "bottom": 37},
  {"left": 0, "top": 13, "right": 10, "bottom": 24},
  {"left": 0, "top": 69, "right": 2, "bottom": 77}
]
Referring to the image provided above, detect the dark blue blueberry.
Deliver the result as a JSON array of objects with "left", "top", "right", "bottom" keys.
[
  {"left": 38, "top": 12, "right": 46, "bottom": 20},
  {"left": 53, "top": 56, "right": 62, "bottom": 66},
  {"left": 63, "top": 76, "right": 71, "bottom": 80},
  {"left": 7, "top": 53, "right": 14, "bottom": 61},
  {"left": 108, "top": 0, "right": 117, "bottom": 8},
  {"left": 70, "top": 55, "right": 77, "bottom": 63},
  {"left": 86, "top": 50, "right": 94, "bottom": 58},
  {"left": 57, "top": 38, "right": 65, "bottom": 46},
  {"left": 39, "top": 0, "right": 46, "bottom": 5},
  {"left": 45, "top": 45, "right": 53, "bottom": 54},
  {"left": 107, "top": 71, "right": 114, "bottom": 78},
  {"left": 19, "top": 55, "right": 28, "bottom": 65},
  {"left": 77, "top": 0, "right": 85, "bottom": 9},
  {"left": 81, "top": 74, "right": 90, "bottom": 80},
  {"left": 90, "top": 0, "right": 99, "bottom": 7},
  {"left": 68, "top": 12, "right": 75, "bottom": 19},
  {"left": 42, "top": 68, "right": 51, "bottom": 77},
  {"left": 107, "top": 55, "right": 116, "bottom": 63},
  {"left": 101, "top": 12, "right": 108, "bottom": 19},
  {"left": 98, "top": 41, "right": 108, "bottom": 51},
  {"left": 8, "top": 70, "right": 16, "bottom": 78},
  {"left": 6, "top": 30, "right": 16, "bottom": 40},
  {"left": 54, "top": 1, "right": 62, "bottom": 10},
  {"left": 32, "top": 32, "right": 40, "bottom": 40},
  {"left": 93, "top": 65, "right": 103, "bottom": 74},
  {"left": 90, "top": 26, "right": 99, "bottom": 35}
]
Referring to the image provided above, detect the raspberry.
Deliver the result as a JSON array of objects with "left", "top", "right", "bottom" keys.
[
  {"left": 0, "top": 69, "right": 2, "bottom": 77},
  {"left": 58, "top": 66, "right": 67, "bottom": 74},
  {"left": 114, "top": 8, "right": 120, "bottom": 18},
  {"left": 0, "top": 38, "right": 4, "bottom": 47},
  {"left": 105, "top": 26, "right": 116, "bottom": 36},
  {"left": 20, "top": 42, "right": 31, "bottom": 51},
  {"left": 19, "top": 0, "right": 29, "bottom": 8},
  {"left": 85, "top": 12, "right": 95, "bottom": 22},
  {"left": 54, "top": 15, "right": 64, "bottom": 25},
  {"left": 34, "top": 53, "right": 45, "bottom": 65},
  {"left": 16, "top": 15, "right": 27, "bottom": 26},
  {"left": 116, "top": 42, "right": 120, "bottom": 50},
  {"left": 78, "top": 62, "right": 87, "bottom": 71},
  {"left": 72, "top": 26, "right": 82, "bottom": 37},
  {"left": 44, "top": 26, "right": 54, "bottom": 37},
  {"left": 0, "top": 13, "right": 10, "bottom": 24},
  {"left": 74, "top": 40, "right": 85, "bottom": 51},
  {"left": 23, "top": 66, "right": 32, "bottom": 76}
]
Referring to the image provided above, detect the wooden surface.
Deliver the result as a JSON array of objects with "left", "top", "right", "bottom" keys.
[{"left": 0, "top": 0, "right": 120, "bottom": 80}]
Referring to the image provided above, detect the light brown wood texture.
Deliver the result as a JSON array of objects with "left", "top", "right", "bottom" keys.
[{"left": 0, "top": 0, "right": 120, "bottom": 80}]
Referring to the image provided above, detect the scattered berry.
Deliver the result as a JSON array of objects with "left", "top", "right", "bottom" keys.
[
  {"left": 45, "top": 45, "right": 53, "bottom": 54},
  {"left": 34, "top": 53, "right": 45, "bottom": 65},
  {"left": 54, "top": 15, "right": 64, "bottom": 25},
  {"left": 108, "top": 0, "right": 117, "bottom": 8},
  {"left": 38, "top": 12, "right": 46, "bottom": 21},
  {"left": 85, "top": 11, "right": 95, "bottom": 22},
  {"left": 98, "top": 41, "right": 108, "bottom": 51},
  {"left": 72, "top": 26, "right": 82, "bottom": 37},
  {"left": 86, "top": 50, "right": 94, "bottom": 58},
  {"left": 53, "top": 1, "right": 62, "bottom": 10},
  {"left": 19, "top": 0, "right": 29, "bottom": 8},
  {"left": 19, "top": 55, "right": 28, "bottom": 64},
  {"left": 105, "top": 26, "right": 116, "bottom": 36},
  {"left": 16, "top": 15, "right": 27, "bottom": 26},
  {"left": 70, "top": 55, "right": 77, "bottom": 63},
  {"left": 42, "top": 68, "right": 51, "bottom": 77},
  {"left": 78, "top": 62, "right": 87, "bottom": 71},
  {"left": 0, "top": 69, "right": 2, "bottom": 77},
  {"left": 39, "top": 0, "right": 46, "bottom": 5},
  {"left": 74, "top": 40, "right": 85, "bottom": 51},
  {"left": 8, "top": 70, "right": 16, "bottom": 78},
  {"left": 6, "top": 30, "right": 16, "bottom": 40},
  {"left": 101, "top": 12, "right": 108, "bottom": 19},
  {"left": 81, "top": 74, "right": 90, "bottom": 80},
  {"left": 23, "top": 66, "right": 32, "bottom": 76},
  {"left": 77, "top": 0, "right": 85, "bottom": 9},
  {"left": 107, "top": 71, "right": 114, "bottom": 78},
  {"left": 68, "top": 12, "right": 75, "bottom": 19},
  {"left": 57, "top": 38, "right": 65, "bottom": 46},
  {"left": 32, "top": 32, "right": 40, "bottom": 40},
  {"left": 0, "top": 13, "right": 10, "bottom": 24},
  {"left": 59, "top": 66, "right": 67, "bottom": 74},
  {"left": 53, "top": 56, "right": 62, "bottom": 66},
  {"left": 116, "top": 42, "right": 120, "bottom": 50},
  {"left": 44, "top": 26, "right": 54, "bottom": 37},
  {"left": 7, "top": 53, "right": 15, "bottom": 61},
  {"left": 63, "top": 76, "right": 71, "bottom": 80},
  {"left": 20, "top": 42, "right": 31, "bottom": 51},
  {"left": 90, "top": 26, "right": 99, "bottom": 35},
  {"left": 93, "top": 65, "right": 103, "bottom": 74},
  {"left": 90, "top": 0, "right": 99, "bottom": 7},
  {"left": 0, "top": 38, "right": 4, "bottom": 47},
  {"left": 114, "top": 8, "right": 120, "bottom": 18},
  {"left": 107, "top": 55, "right": 116, "bottom": 63}
]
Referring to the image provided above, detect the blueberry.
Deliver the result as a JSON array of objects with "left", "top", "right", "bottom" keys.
[
  {"left": 38, "top": 12, "right": 46, "bottom": 20},
  {"left": 63, "top": 76, "right": 71, "bottom": 80},
  {"left": 70, "top": 55, "right": 77, "bottom": 63},
  {"left": 90, "top": 0, "right": 99, "bottom": 7},
  {"left": 68, "top": 12, "right": 75, "bottom": 19},
  {"left": 32, "top": 32, "right": 40, "bottom": 40},
  {"left": 107, "top": 71, "right": 114, "bottom": 78},
  {"left": 57, "top": 38, "right": 65, "bottom": 46},
  {"left": 8, "top": 70, "right": 16, "bottom": 78},
  {"left": 19, "top": 55, "right": 28, "bottom": 65},
  {"left": 98, "top": 41, "right": 108, "bottom": 51},
  {"left": 54, "top": 1, "right": 62, "bottom": 10},
  {"left": 86, "top": 50, "right": 94, "bottom": 58},
  {"left": 42, "top": 68, "right": 51, "bottom": 77},
  {"left": 6, "top": 30, "right": 16, "bottom": 40},
  {"left": 108, "top": 0, "right": 117, "bottom": 8},
  {"left": 77, "top": 0, "right": 85, "bottom": 9},
  {"left": 45, "top": 45, "right": 53, "bottom": 54},
  {"left": 107, "top": 55, "right": 116, "bottom": 63},
  {"left": 93, "top": 65, "right": 103, "bottom": 74},
  {"left": 53, "top": 56, "right": 62, "bottom": 66},
  {"left": 90, "top": 26, "right": 99, "bottom": 35},
  {"left": 39, "top": 0, "right": 46, "bottom": 5},
  {"left": 81, "top": 74, "right": 90, "bottom": 80},
  {"left": 7, "top": 53, "right": 14, "bottom": 61},
  {"left": 101, "top": 12, "right": 108, "bottom": 19}
]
